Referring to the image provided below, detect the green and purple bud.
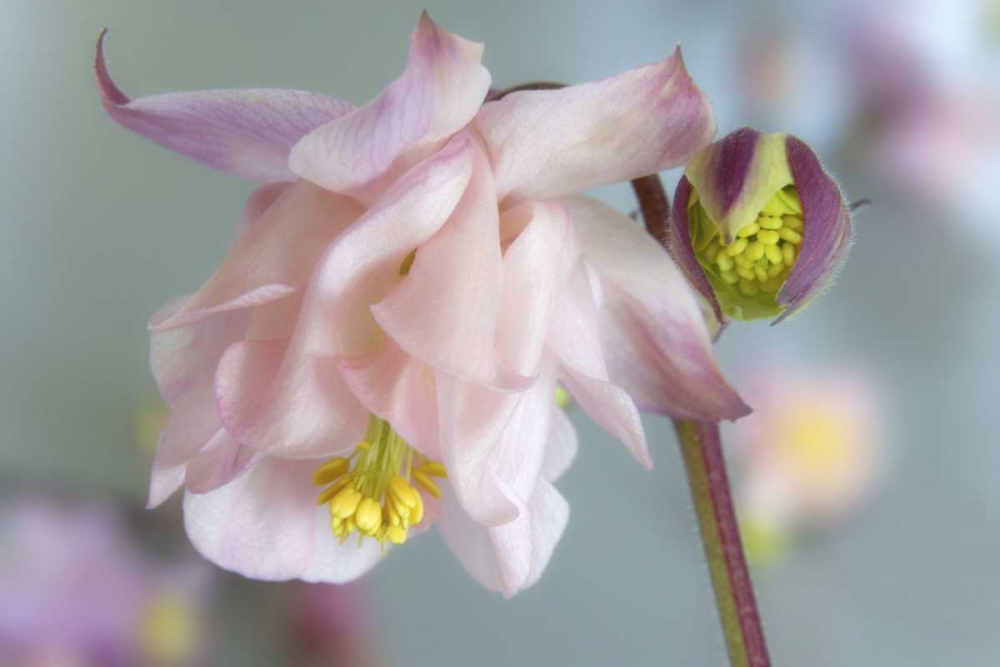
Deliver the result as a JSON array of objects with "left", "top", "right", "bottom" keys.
[{"left": 670, "top": 128, "right": 852, "bottom": 323}]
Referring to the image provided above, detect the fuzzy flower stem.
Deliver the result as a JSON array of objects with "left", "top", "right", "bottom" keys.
[{"left": 630, "top": 172, "right": 771, "bottom": 667}]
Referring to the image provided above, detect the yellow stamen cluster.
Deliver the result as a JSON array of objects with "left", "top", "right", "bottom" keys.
[
  {"left": 700, "top": 188, "right": 803, "bottom": 297},
  {"left": 313, "top": 416, "right": 447, "bottom": 547}
]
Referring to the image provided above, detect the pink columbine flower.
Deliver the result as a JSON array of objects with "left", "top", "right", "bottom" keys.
[
  {"left": 670, "top": 128, "right": 852, "bottom": 324},
  {"left": 97, "top": 13, "right": 748, "bottom": 596}
]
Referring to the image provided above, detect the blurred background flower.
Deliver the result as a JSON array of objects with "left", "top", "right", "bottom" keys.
[{"left": 728, "top": 364, "right": 886, "bottom": 566}]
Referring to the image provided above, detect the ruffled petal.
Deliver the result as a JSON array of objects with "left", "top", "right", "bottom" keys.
[
  {"left": 183, "top": 429, "right": 261, "bottom": 495},
  {"left": 183, "top": 457, "right": 384, "bottom": 583},
  {"left": 228, "top": 136, "right": 475, "bottom": 458},
  {"left": 96, "top": 31, "right": 353, "bottom": 183},
  {"left": 542, "top": 407, "right": 578, "bottom": 482},
  {"left": 153, "top": 181, "right": 363, "bottom": 331},
  {"left": 337, "top": 339, "right": 441, "bottom": 460},
  {"left": 148, "top": 387, "right": 222, "bottom": 508},
  {"left": 149, "top": 299, "right": 249, "bottom": 402},
  {"left": 435, "top": 374, "right": 520, "bottom": 526},
  {"left": 438, "top": 478, "right": 569, "bottom": 597},
  {"left": 776, "top": 136, "right": 853, "bottom": 322},
  {"left": 371, "top": 144, "right": 511, "bottom": 386},
  {"left": 236, "top": 182, "right": 290, "bottom": 237},
  {"left": 475, "top": 47, "right": 714, "bottom": 202},
  {"left": 547, "top": 261, "right": 652, "bottom": 468},
  {"left": 289, "top": 12, "right": 490, "bottom": 200},
  {"left": 495, "top": 202, "right": 576, "bottom": 377},
  {"left": 567, "top": 196, "right": 749, "bottom": 420}
]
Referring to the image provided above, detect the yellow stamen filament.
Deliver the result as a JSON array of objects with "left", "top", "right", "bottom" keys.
[
  {"left": 700, "top": 188, "right": 804, "bottom": 298},
  {"left": 311, "top": 415, "right": 446, "bottom": 547}
]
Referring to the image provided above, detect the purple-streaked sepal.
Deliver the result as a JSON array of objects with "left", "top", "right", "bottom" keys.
[{"left": 669, "top": 128, "right": 852, "bottom": 323}]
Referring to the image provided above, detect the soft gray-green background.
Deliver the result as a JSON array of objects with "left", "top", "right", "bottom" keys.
[{"left": 2, "top": 0, "right": 998, "bottom": 665}]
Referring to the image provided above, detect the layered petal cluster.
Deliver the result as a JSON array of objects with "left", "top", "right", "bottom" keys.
[
  {"left": 98, "top": 14, "right": 747, "bottom": 596},
  {"left": 670, "top": 128, "right": 852, "bottom": 323}
]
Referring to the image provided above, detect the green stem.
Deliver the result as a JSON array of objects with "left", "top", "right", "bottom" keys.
[{"left": 674, "top": 420, "right": 771, "bottom": 667}]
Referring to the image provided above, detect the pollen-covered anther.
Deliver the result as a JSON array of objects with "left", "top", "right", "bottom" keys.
[
  {"left": 311, "top": 415, "right": 446, "bottom": 547},
  {"left": 700, "top": 188, "right": 803, "bottom": 297}
]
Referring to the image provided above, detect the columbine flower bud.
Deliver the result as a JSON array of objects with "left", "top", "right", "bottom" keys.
[{"left": 670, "top": 128, "right": 852, "bottom": 323}]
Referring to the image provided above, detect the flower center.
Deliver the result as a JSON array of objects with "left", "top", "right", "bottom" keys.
[
  {"left": 694, "top": 187, "right": 803, "bottom": 299},
  {"left": 313, "top": 415, "right": 447, "bottom": 546}
]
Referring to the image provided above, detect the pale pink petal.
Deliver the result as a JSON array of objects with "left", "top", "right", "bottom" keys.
[
  {"left": 542, "top": 407, "right": 578, "bottom": 482},
  {"left": 436, "top": 374, "right": 520, "bottom": 527},
  {"left": 547, "top": 262, "right": 652, "bottom": 468},
  {"left": 236, "top": 182, "right": 290, "bottom": 237},
  {"left": 183, "top": 457, "right": 383, "bottom": 582},
  {"left": 149, "top": 299, "right": 249, "bottom": 402},
  {"left": 148, "top": 387, "right": 222, "bottom": 508},
  {"left": 495, "top": 202, "right": 577, "bottom": 377},
  {"left": 475, "top": 47, "right": 714, "bottom": 201},
  {"left": 289, "top": 12, "right": 490, "bottom": 199},
  {"left": 337, "top": 339, "right": 441, "bottom": 460},
  {"left": 438, "top": 478, "right": 569, "bottom": 597},
  {"left": 227, "top": 136, "right": 475, "bottom": 458},
  {"left": 96, "top": 31, "right": 354, "bottom": 183},
  {"left": 154, "top": 181, "right": 363, "bottom": 331},
  {"left": 184, "top": 429, "right": 261, "bottom": 495},
  {"left": 372, "top": 145, "right": 511, "bottom": 386},
  {"left": 565, "top": 196, "right": 749, "bottom": 420}
]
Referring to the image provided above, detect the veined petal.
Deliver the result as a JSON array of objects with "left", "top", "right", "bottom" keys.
[
  {"left": 226, "top": 135, "right": 475, "bottom": 458},
  {"left": 153, "top": 181, "right": 364, "bottom": 331},
  {"left": 547, "top": 261, "right": 652, "bottom": 468},
  {"left": 96, "top": 31, "right": 353, "bottom": 183},
  {"left": 148, "top": 387, "right": 222, "bottom": 508},
  {"left": 289, "top": 12, "right": 491, "bottom": 199},
  {"left": 372, "top": 144, "right": 510, "bottom": 386},
  {"left": 684, "top": 128, "right": 793, "bottom": 242},
  {"left": 567, "top": 196, "right": 749, "bottom": 420},
  {"left": 183, "top": 457, "right": 384, "bottom": 583},
  {"left": 775, "top": 136, "right": 853, "bottom": 322},
  {"left": 475, "top": 47, "right": 714, "bottom": 202}
]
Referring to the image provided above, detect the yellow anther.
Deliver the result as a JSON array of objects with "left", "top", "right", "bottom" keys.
[
  {"left": 767, "top": 262, "right": 785, "bottom": 278},
  {"left": 412, "top": 469, "right": 442, "bottom": 499},
  {"left": 754, "top": 263, "right": 769, "bottom": 282},
  {"left": 757, "top": 229, "right": 780, "bottom": 245},
  {"left": 721, "top": 270, "right": 739, "bottom": 285},
  {"left": 746, "top": 242, "right": 765, "bottom": 262},
  {"left": 725, "top": 238, "right": 749, "bottom": 256},
  {"left": 410, "top": 491, "right": 425, "bottom": 525},
  {"left": 705, "top": 242, "right": 721, "bottom": 262},
  {"left": 736, "top": 222, "right": 760, "bottom": 238},
  {"left": 312, "top": 458, "right": 350, "bottom": 486},
  {"left": 354, "top": 497, "right": 383, "bottom": 535},
  {"left": 737, "top": 266, "right": 756, "bottom": 280},
  {"left": 739, "top": 279, "right": 760, "bottom": 296},
  {"left": 764, "top": 244, "right": 783, "bottom": 265},
  {"left": 778, "top": 228, "right": 802, "bottom": 243},
  {"left": 734, "top": 254, "right": 754, "bottom": 269},
  {"left": 317, "top": 477, "right": 351, "bottom": 506},
  {"left": 717, "top": 252, "right": 734, "bottom": 271},
  {"left": 330, "top": 487, "right": 362, "bottom": 519},
  {"left": 783, "top": 215, "right": 803, "bottom": 230},
  {"left": 313, "top": 417, "right": 449, "bottom": 546},
  {"left": 419, "top": 462, "right": 448, "bottom": 478},
  {"left": 782, "top": 243, "right": 796, "bottom": 265}
]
